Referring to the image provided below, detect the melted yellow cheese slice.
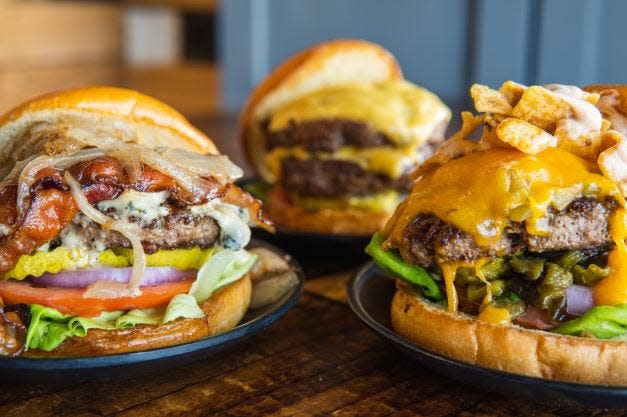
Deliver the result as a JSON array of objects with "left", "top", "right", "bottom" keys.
[
  {"left": 265, "top": 145, "right": 418, "bottom": 181},
  {"left": 384, "top": 147, "right": 620, "bottom": 250},
  {"left": 268, "top": 80, "right": 450, "bottom": 147}
]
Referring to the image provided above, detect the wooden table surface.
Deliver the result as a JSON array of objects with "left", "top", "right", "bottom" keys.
[{"left": 1, "top": 116, "right": 625, "bottom": 416}]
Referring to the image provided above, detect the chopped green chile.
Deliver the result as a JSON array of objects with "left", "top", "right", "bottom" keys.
[
  {"left": 365, "top": 233, "right": 443, "bottom": 301},
  {"left": 456, "top": 257, "right": 509, "bottom": 284},
  {"left": 572, "top": 264, "right": 609, "bottom": 286},
  {"left": 554, "top": 304, "right": 627, "bottom": 339},
  {"left": 467, "top": 280, "right": 506, "bottom": 302},
  {"left": 455, "top": 267, "right": 480, "bottom": 285},
  {"left": 510, "top": 255, "right": 545, "bottom": 280},
  {"left": 556, "top": 250, "right": 590, "bottom": 271},
  {"left": 481, "top": 258, "right": 510, "bottom": 280},
  {"left": 537, "top": 263, "right": 572, "bottom": 318},
  {"left": 490, "top": 293, "right": 526, "bottom": 318}
]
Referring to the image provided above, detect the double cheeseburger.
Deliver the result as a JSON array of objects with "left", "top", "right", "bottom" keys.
[
  {"left": 367, "top": 81, "right": 627, "bottom": 385},
  {"left": 0, "top": 87, "right": 293, "bottom": 357},
  {"left": 240, "top": 39, "right": 451, "bottom": 235}
]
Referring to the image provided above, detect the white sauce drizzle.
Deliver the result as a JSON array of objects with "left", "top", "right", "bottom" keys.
[{"left": 544, "top": 84, "right": 602, "bottom": 138}]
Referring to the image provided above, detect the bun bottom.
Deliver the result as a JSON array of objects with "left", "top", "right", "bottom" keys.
[
  {"left": 265, "top": 186, "right": 390, "bottom": 235},
  {"left": 391, "top": 281, "right": 627, "bottom": 385},
  {"left": 25, "top": 276, "right": 252, "bottom": 357}
]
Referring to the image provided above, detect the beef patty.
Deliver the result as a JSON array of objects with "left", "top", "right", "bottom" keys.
[
  {"left": 56, "top": 209, "right": 221, "bottom": 254},
  {"left": 264, "top": 119, "right": 393, "bottom": 152},
  {"left": 280, "top": 157, "right": 412, "bottom": 198},
  {"left": 401, "top": 197, "right": 616, "bottom": 267}
]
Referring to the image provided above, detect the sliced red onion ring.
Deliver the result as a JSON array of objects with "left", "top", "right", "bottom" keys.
[
  {"left": 29, "top": 267, "right": 196, "bottom": 289},
  {"left": 566, "top": 284, "right": 594, "bottom": 317},
  {"left": 513, "top": 304, "right": 555, "bottom": 330}
]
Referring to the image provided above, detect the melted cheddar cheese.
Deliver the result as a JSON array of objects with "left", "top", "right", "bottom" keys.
[
  {"left": 594, "top": 209, "right": 627, "bottom": 305},
  {"left": 478, "top": 305, "right": 511, "bottom": 325},
  {"left": 267, "top": 80, "right": 451, "bottom": 147},
  {"left": 384, "top": 147, "right": 620, "bottom": 249}
]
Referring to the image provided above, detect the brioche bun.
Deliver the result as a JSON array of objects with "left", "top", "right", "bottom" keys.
[
  {"left": 265, "top": 185, "right": 389, "bottom": 235},
  {"left": 25, "top": 275, "right": 252, "bottom": 357},
  {"left": 0, "top": 86, "right": 218, "bottom": 170},
  {"left": 391, "top": 282, "right": 627, "bottom": 385},
  {"left": 240, "top": 39, "right": 403, "bottom": 178}
]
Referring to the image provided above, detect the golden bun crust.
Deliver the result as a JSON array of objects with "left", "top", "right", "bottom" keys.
[
  {"left": 391, "top": 282, "right": 627, "bottom": 385},
  {"left": 0, "top": 86, "right": 218, "bottom": 157},
  {"left": 240, "top": 39, "right": 403, "bottom": 175},
  {"left": 26, "top": 276, "right": 251, "bottom": 357},
  {"left": 266, "top": 186, "right": 389, "bottom": 235}
]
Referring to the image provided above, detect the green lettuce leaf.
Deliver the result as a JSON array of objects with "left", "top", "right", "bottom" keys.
[
  {"left": 189, "top": 249, "right": 257, "bottom": 304},
  {"left": 554, "top": 304, "right": 627, "bottom": 339},
  {"left": 116, "top": 308, "right": 162, "bottom": 328},
  {"left": 163, "top": 294, "right": 205, "bottom": 323},
  {"left": 26, "top": 305, "right": 122, "bottom": 351},
  {"left": 365, "top": 232, "right": 443, "bottom": 301}
]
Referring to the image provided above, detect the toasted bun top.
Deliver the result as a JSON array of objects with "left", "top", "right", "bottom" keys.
[
  {"left": 0, "top": 86, "right": 218, "bottom": 163},
  {"left": 241, "top": 39, "right": 402, "bottom": 129}
]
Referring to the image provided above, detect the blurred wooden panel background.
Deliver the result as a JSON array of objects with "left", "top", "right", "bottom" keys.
[{"left": 0, "top": 0, "right": 219, "bottom": 119}]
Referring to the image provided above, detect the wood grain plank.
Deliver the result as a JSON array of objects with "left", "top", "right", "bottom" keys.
[
  {"left": 112, "top": 323, "right": 378, "bottom": 416},
  {"left": 0, "top": 3, "right": 122, "bottom": 68},
  {"left": 0, "top": 295, "right": 353, "bottom": 416}
]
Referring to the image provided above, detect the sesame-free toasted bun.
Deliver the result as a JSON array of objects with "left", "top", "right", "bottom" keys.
[
  {"left": 25, "top": 275, "right": 252, "bottom": 357},
  {"left": 265, "top": 185, "right": 389, "bottom": 235},
  {"left": 0, "top": 86, "right": 218, "bottom": 170},
  {"left": 391, "top": 282, "right": 627, "bottom": 385},
  {"left": 240, "top": 39, "right": 403, "bottom": 176}
]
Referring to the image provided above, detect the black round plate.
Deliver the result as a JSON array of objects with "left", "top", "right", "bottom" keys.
[
  {"left": 348, "top": 262, "right": 627, "bottom": 408},
  {"left": 0, "top": 240, "right": 304, "bottom": 383}
]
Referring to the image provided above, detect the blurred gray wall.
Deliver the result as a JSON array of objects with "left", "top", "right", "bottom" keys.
[{"left": 219, "top": 0, "right": 627, "bottom": 113}]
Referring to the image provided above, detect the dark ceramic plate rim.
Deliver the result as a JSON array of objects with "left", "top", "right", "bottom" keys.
[
  {"left": 0, "top": 240, "right": 304, "bottom": 371},
  {"left": 237, "top": 177, "right": 372, "bottom": 240},
  {"left": 348, "top": 261, "right": 627, "bottom": 394}
]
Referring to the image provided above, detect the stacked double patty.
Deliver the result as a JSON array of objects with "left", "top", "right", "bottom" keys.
[{"left": 263, "top": 119, "right": 444, "bottom": 199}]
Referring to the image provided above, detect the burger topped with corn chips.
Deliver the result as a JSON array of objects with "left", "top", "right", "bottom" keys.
[{"left": 367, "top": 81, "right": 627, "bottom": 385}]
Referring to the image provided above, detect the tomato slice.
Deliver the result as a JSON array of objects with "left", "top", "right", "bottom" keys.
[{"left": 0, "top": 279, "right": 194, "bottom": 317}]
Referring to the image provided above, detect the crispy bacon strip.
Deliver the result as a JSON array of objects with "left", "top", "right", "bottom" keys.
[
  {"left": 0, "top": 189, "right": 78, "bottom": 272},
  {"left": 220, "top": 183, "right": 274, "bottom": 233}
]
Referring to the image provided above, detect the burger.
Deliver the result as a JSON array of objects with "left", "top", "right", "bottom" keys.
[
  {"left": 366, "top": 81, "right": 627, "bottom": 385},
  {"left": 0, "top": 87, "right": 294, "bottom": 357},
  {"left": 240, "top": 39, "right": 451, "bottom": 235}
]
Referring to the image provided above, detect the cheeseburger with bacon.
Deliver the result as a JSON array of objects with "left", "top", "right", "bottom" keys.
[
  {"left": 367, "top": 81, "right": 627, "bottom": 385},
  {"left": 0, "top": 87, "right": 285, "bottom": 357},
  {"left": 240, "top": 39, "right": 451, "bottom": 235}
]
